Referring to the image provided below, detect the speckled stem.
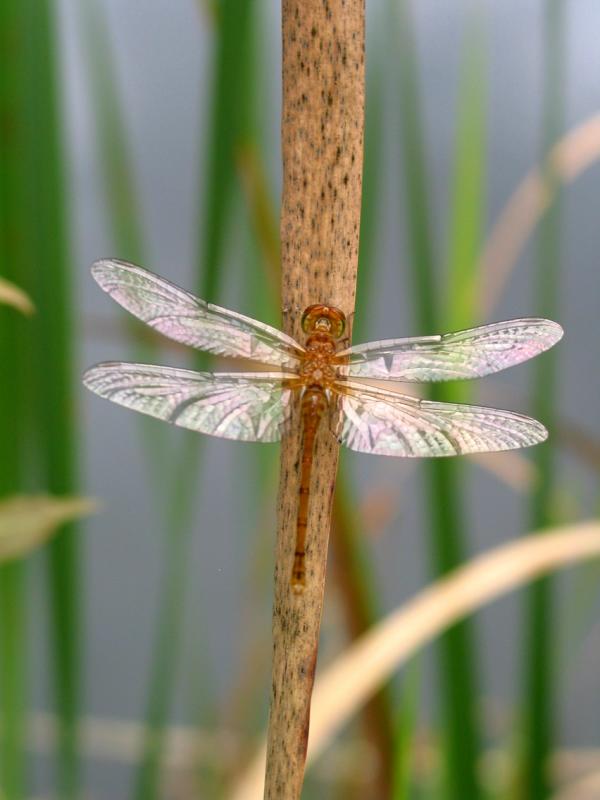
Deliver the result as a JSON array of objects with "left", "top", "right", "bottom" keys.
[{"left": 264, "top": 1, "right": 364, "bottom": 798}]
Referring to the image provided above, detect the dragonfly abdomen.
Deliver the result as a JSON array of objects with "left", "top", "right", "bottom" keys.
[{"left": 291, "top": 385, "right": 329, "bottom": 592}]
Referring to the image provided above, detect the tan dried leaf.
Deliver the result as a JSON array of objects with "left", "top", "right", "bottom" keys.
[
  {"left": 0, "top": 277, "right": 35, "bottom": 315},
  {"left": 479, "top": 113, "right": 600, "bottom": 315},
  {"left": 0, "top": 495, "right": 96, "bottom": 562}
]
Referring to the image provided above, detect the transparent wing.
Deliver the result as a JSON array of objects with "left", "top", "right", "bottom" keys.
[
  {"left": 337, "top": 318, "right": 563, "bottom": 381},
  {"left": 83, "top": 363, "right": 293, "bottom": 442},
  {"left": 92, "top": 259, "right": 304, "bottom": 369},
  {"left": 333, "top": 382, "right": 547, "bottom": 457}
]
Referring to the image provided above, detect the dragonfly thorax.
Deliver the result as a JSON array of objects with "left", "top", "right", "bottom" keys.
[
  {"left": 305, "top": 332, "right": 336, "bottom": 352},
  {"left": 300, "top": 335, "right": 338, "bottom": 385}
]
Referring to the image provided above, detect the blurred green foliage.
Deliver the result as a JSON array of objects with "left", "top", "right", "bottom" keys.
[{"left": 1, "top": 1, "right": 79, "bottom": 797}]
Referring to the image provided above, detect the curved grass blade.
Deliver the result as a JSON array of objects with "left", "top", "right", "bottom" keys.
[
  {"left": 231, "top": 521, "right": 600, "bottom": 800},
  {"left": 478, "top": 112, "right": 600, "bottom": 317},
  {"left": 0, "top": 278, "right": 34, "bottom": 315}
]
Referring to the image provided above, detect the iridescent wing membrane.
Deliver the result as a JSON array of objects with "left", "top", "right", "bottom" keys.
[
  {"left": 331, "top": 318, "right": 563, "bottom": 456},
  {"left": 84, "top": 260, "right": 563, "bottom": 456},
  {"left": 84, "top": 260, "right": 301, "bottom": 441},
  {"left": 336, "top": 318, "right": 563, "bottom": 381},
  {"left": 333, "top": 382, "right": 548, "bottom": 457},
  {"left": 91, "top": 259, "right": 304, "bottom": 369},
  {"left": 84, "top": 363, "right": 292, "bottom": 442}
]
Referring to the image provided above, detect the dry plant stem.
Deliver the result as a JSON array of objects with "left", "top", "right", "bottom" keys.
[
  {"left": 330, "top": 489, "right": 394, "bottom": 795},
  {"left": 265, "top": 2, "right": 364, "bottom": 798}
]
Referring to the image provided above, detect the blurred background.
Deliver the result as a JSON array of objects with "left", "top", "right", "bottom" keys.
[{"left": 0, "top": 0, "right": 599, "bottom": 798}]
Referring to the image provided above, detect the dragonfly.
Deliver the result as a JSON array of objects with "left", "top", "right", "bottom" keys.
[{"left": 84, "top": 259, "right": 563, "bottom": 592}]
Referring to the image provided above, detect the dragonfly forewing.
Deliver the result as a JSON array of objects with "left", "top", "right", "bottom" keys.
[
  {"left": 336, "top": 318, "right": 563, "bottom": 382},
  {"left": 92, "top": 259, "right": 305, "bottom": 369}
]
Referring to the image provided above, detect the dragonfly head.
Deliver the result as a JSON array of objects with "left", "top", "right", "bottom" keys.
[{"left": 301, "top": 304, "right": 346, "bottom": 340}]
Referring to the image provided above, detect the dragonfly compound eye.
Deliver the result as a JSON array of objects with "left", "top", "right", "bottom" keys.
[{"left": 301, "top": 304, "right": 346, "bottom": 339}]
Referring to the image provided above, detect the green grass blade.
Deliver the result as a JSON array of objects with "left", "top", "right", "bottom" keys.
[
  {"left": 393, "top": 3, "right": 486, "bottom": 797},
  {"left": 438, "top": 17, "right": 488, "bottom": 798},
  {"left": 354, "top": 13, "right": 384, "bottom": 343},
  {"left": 425, "top": 463, "right": 479, "bottom": 798},
  {"left": 131, "top": 458, "right": 204, "bottom": 799},
  {"left": 0, "top": 566, "right": 26, "bottom": 800},
  {"left": 1, "top": 0, "right": 80, "bottom": 795},
  {"left": 132, "top": 2, "right": 256, "bottom": 797},
  {"left": 237, "top": 139, "right": 281, "bottom": 308},
  {"left": 235, "top": 5, "right": 281, "bottom": 572},
  {"left": 23, "top": 1, "right": 81, "bottom": 793},
  {"left": 445, "top": 19, "right": 487, "bottom": 332},
  {"left": 78, "top": 0, "right": 145, "bottom": 264},
  {"left": 391, "top": 659, "right": 421, "bottom": 800},
  {"left": 75, "top": 6, "right": 191, "bottom": 792},
  {"left": 75, "top": 0, "right": 175, "bottom": 500},
  {"left": 522, "top": 2, "right": 565, "bottom": 797},
  {"left": 0, "top": 10, "right": 30, "bottom": 796},
  {"left": 394, "top": 0, "right": 437, "bottom": 332},
  {"left": 196, "top": 0, "right": 256, "bottom": 306}
]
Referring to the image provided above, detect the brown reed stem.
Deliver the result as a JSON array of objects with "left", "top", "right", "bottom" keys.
[
  {"left": 330, "top": 484, "right": 395, "bottom": 796},
  {"left": 264, "top": 2, "right": 364, "bottom": 798}
]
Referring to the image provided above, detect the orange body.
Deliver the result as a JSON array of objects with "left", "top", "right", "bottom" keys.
[{"left": 290, "top": 305, "right": 347, "bottom": 592}]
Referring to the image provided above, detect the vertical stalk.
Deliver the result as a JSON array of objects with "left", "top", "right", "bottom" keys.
[
  {"left": 425, "top": 463, "right": 480, "bottom": 798},
  {"left": 522, "top": 2, "right": 565, "bottom": 797},
  {"left": 0, "top": 569, "right": 26, "bottom": 799},
  {"left": 238, "top": 29, "right": 394, "bottom": 784},
  {"left": 133, "top": 1, "right": 256, "bottom": 796},
  {"left": 0, "top": 2, "right": 40, "bottom": 796},
  {"left": 0, "top": 8, "right": 28, "bottom": 796},
  {"left": 330, "top": 20, "right": 395, "bottom": 789},
  {"left": 391, "top": 659, "right": 420, "bottom": 800},
  {"left": 354, "top": 13, "right": 384, "bottom": 344},
  {"left": 24, "top": 0, "right": 80, "bottom": 793},
  {"left": 331, "top": 478, "right": 395, "bottom": 794},
  {"left": 394, "top": 0, "right": 436, "bottom": 333},
  {"left": 264, "top": 2, "right": 364, "bottom": 797},
  {"left": 393, "top": 2, "right": 484, "bottom": 797},
  {"left": 431, "top": 20, "right": 487, "bottom": 799},
  {"left": 79, "top": 0, "right": 146, "bottom": 265}
]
